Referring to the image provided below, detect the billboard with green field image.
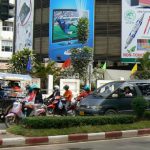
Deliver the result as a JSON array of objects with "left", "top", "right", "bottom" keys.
[{"left": 49, "top": 0, "right": 95, "bottom": 62}]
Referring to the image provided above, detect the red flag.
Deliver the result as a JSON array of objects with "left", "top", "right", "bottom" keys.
[{"left": 62, "top": 58, "right": 71, "bottom": 69}]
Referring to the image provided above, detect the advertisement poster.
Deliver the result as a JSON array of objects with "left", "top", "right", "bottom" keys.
[
  {"left": 49, "top": 0, "right": 95, "bottom": 61},
  {"left": 122, "top": 0, "right": 150, "bottom": 63},
  {"left": 15, "top": 0, "right": 34, "bottom": 51}
]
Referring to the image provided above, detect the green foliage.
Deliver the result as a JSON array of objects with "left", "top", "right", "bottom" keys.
[
  {"left": 70, "top": 46, "right": 93, "bottom": 80},
  {"left": 134, "top": 70, "right": 150, "bottom": 79},
  {"left": 32, "top": 60, "right": 61, "bottom": 84},
  {"left": 92, "top": 66, "right": 104, "bottom": 80},
  {"left": 77, "top": 17, "right": 89, "bottom": 44},
  {"left": 138, "top": 52, "right": 150, "bottom": 71},
  {"left": 132, "top": 96, "right": 148, "bottom": 118},
  {"left": 22, "top": 115, "right": 136, "bottom": 129},
  {"left": 134, "top": 52, "right": 150, "bottom": 79},
  {"left": 9, "top": 48, "right": 35, "bottom": 74},
  {"left": 60, "top": 67, "right": 77, "bottom": 79},
  {"left": 144, "top": 111, "right": 150, "bottom": 119}
]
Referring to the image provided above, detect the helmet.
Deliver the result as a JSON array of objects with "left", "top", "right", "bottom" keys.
[
  {"left": 84, "top": 85, "right": 90, "bottom": 91},
  {"left": 63, "top": 85, "right": 69, "bottom": 90},
  {"left": 26, "top": 84, "right": 32, "bottom": 92},
  {"left": 31, "top": 84, "right": 40, "bottom": 90},
  {"left": 54, "top": 85, "right": 59, "bottom": 90}
]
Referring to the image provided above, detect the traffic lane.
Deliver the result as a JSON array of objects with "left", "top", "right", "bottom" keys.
[{"left": 1, "top": 136, "right": 150, "bottom": 150}]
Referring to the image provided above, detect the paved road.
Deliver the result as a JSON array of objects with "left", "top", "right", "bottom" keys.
[
  {"left": 0, "top": 123, "right": 6, "bottom": 130},
  {"left": 1, "top": 136, "right": 150, "bottom": 150}
]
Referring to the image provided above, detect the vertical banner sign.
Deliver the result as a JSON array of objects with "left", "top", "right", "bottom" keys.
[
  {"left": 49, "top": 0, "right": 95, "bottom": 61},
  {"left": 15, "top": 0, "right": 34, "bottom": 51},
  {"left": 122, "top": 0, "right": 150, "bottom": 63}
]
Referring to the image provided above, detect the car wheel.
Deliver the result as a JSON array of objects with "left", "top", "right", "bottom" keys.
[{"left": 105, "top": 109, "right": 117, "bottom": 115}]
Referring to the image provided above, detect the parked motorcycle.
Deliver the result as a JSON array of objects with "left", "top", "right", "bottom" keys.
[{"left": 5, "top": 99, "right": 46, "bottom": 127}]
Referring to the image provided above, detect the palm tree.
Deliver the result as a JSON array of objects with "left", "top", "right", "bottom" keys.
[{"left": 32, "top": 61, "right": 61, "bottom": 89}]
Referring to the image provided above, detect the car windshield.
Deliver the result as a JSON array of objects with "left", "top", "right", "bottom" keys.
[{"left": 93, "top": 81, "right": 124, "bottom": 98}]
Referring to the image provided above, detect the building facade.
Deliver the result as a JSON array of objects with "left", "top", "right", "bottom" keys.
[
  {"left": 0, "top": 0, "right": 15, "bottom": 71},
  {"left": 33, "top": 0, "right": 121, "bottom": 66}
]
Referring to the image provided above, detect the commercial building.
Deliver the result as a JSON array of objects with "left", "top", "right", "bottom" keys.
[
  {"left": 33, "top": 0, "right": 121, "bottom": 67},
  {"left": 0, "top": 0, "right": 15, "bottom": 71}
]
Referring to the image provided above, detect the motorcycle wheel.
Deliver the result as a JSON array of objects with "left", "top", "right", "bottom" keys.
[{"left": 5, "top": 115, "right": 18, "bottom": 128}]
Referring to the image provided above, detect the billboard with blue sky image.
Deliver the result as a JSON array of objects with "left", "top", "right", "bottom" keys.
[{"left": 49, "top": 0, "right": 95, "bottom": 62}]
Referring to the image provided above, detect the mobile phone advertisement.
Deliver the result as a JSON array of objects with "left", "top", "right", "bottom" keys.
[
  {"left": 15, "top": 0, "right": 34, "bottom": 51},
  {"left": 49, "top": 0, "right": 95, "bottom": 61},
  {"left": 122, "top": 0, "right": 150, "bottom": 63}
]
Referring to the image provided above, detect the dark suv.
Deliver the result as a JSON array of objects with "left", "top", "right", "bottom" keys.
[{"left": 77, "top": 80, "right": 150, "bottom": 116}]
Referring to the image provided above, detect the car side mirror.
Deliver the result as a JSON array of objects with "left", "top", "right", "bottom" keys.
[{"left": 112, "top": 93, "right": 118, "bottom": 98}]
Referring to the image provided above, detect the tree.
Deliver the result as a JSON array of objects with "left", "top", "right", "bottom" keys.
[
  {"left": 70, "top": 46, "right": 93, "bottom": 81},
  {"left": 32, "top": 60, "right": 61, "bottom": 85},
  {"left": 138, "top": 52, "right": 150, "bottom": 71},
  {"left": 134, "top": 52, "right": 150, "bottom": 79},
  {"left": 77, "top": 17, "right": 89, "bottom": 44},
  {"left": 9, "top": 48, "right": 35, "bottom": 74}
]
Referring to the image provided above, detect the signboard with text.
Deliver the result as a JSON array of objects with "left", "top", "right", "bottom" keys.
[{"left": 122, "top": 0, "right": 150, "bottom": 63}]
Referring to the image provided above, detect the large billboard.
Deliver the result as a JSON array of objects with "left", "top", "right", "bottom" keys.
[
  {"left": 122, "top": 0, "right": 150, "bottom": 63},
  {"left": 49, "top": 0, "right": 95, "bottom": 61},
  {"left": 15, "top": 0, "right": 34, "bottom": 51}
]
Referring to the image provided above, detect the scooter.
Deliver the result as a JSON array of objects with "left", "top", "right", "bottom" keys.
[
  {"left": 5, "top": 99, "right": 46, "bottom": 128},
  {"left": 46, "top": 96, "right": 67, "bottom": 116}
]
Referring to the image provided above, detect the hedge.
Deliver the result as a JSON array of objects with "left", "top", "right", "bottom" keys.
[
  {"left": 22, "top": 115, "right": 136, "bottom": 129},
  {"left": 144, "top": 111, "right": 150, "bottom": 119}
]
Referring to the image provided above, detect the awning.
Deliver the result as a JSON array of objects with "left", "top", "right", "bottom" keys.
[{"left": 0, "top": 73, "right": 32, "bottom": 81}]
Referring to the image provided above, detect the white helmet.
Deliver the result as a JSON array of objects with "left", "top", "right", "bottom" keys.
[{"left": 54, "top": 85, "right": 59, "bottom": 90}]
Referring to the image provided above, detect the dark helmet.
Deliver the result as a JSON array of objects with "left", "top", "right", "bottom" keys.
[
  {"left": 26, "top": 84, "right": 32, "bottom": 92},
  {"left": 84, "top": 85, "right": 90, "bottom": 91},
  {"left": 63, "top": 85, "right": 69, "bottom": 90}
]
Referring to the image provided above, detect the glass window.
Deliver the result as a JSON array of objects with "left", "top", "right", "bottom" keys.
[
  {"left": 137, "top": 83, "right": 150, "bottom": 96},
  {"left": 93, "top": 81, "right": 123, "bottom": 98},
  {"left": 1, "top": 40, "right": 13, "bottom": 52},
  {"left": 2, "top": 21, "right": 13, "bottom": 31},
  {"left": 117, "top": 84, "right": 136, "bottom": 98}
]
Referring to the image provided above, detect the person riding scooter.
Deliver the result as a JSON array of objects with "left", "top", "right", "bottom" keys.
[
  {"left": 63, "top": 85, "right": 73, "bottom": 110},
  {"left": 47, "top": 85, "right": 60, "bottom": 103},
  {"left": 23, "top": 84, "right": 43, "bottom": 116},
  {"left": 77, "top": 85, "right": 91, "bottom": 101}
]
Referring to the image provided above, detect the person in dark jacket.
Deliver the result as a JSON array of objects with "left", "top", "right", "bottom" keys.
[{"left": 47, "top": 85, "right": 60, "bottom": 102}]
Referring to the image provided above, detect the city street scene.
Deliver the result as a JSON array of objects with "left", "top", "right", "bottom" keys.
[{"left": 1, "top": 0, "right": 150, "bottom": 149}]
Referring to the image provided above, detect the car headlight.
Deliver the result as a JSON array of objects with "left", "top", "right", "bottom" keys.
[{"left": 90, "top": 105, "right": 102, "bottom": 110}]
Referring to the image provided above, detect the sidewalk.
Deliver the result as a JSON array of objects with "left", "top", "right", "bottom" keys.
[{"left": 1, "top": 128, "right": 150, "bottom": 148}]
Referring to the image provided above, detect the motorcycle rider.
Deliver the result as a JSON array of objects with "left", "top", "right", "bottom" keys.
[
  {"left": 77, "top": 85, "right": 91, "bottom": 101},
  {"left": 47, "top": 85, "right": 60, "bottom": 103},
  {"left": 23, "top": 84, "right": 43, "bottom": 116},
  {"left": 63, "top": 85, "right": 73, "bottom": 110}
]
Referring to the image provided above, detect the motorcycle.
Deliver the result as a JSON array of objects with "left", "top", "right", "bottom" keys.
[
  {"left": 45, "top": 96, "right": 67, "bottom": 116},
  {"left": 45, "top": 96, "right": 79, "bottom": 116},
  {"left": 5, "top": 99, "right": 46, "bottom": 128}
]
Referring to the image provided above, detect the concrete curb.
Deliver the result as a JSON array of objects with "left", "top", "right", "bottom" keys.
[
  {"left": 0, "top": 130, "right": 6, "bottom": 135},
  {"left": 1, "top": 128, "right": 150, "bottom": 147}
]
